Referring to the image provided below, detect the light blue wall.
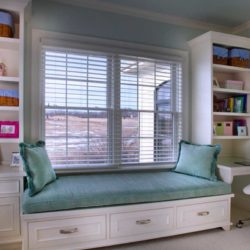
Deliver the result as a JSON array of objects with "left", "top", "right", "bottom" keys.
[
  {"left": 32, "top": 0, "right": 206, "bottom": 50},
  {"left": 27, "top": 0, "right": 205, "bottom": 142}
]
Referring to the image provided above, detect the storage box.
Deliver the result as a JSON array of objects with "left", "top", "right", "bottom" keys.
[
  {"left": 0, "top": 121, "right": 19, "bottom": 138},
  {"left": 213, "top": 45, "right": 228, "bottom": 65},
  {"left": 233, "top": 119, "right": 246, "bottom": 135},
  {"left": 0, "top": 89, "right": 19, "bottom": 106},
  {"left": 224, "top": 80, "right": 244, "bottom": 90},
  {"left": 223, "top": 122, "right": 233, "bottom": 135},
  {"left": 229, "top": 48, "right": 250, "bottom": 68},
  {"left": 214, "top": 122, "right": 224, "bottom": 135},
  {"left": 0, "top": 11, "right": 14, "bottom": 37}
]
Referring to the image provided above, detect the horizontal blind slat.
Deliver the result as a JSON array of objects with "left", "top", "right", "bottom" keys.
[{"left": 42, "top": 46, "right": 182, "bottom": 169}]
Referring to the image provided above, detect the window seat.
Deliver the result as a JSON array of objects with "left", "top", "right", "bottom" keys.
[
  {"left": 22, "top": 171, "right": 233, "bottom": 250},
  {"left": 22, "top": 171, "right": 231, "bottom": 214}
]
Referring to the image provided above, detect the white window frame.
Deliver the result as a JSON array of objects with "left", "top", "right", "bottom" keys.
[{"left": 31, "top": 29, "right": 189, "bottom": 173}]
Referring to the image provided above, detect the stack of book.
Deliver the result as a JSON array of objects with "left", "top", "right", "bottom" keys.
[{"left": 214, "top": 95, "right": 247, "bottom": 113}]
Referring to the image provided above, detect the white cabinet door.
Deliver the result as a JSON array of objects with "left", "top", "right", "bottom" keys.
[
  {"left": 28, "top": 215, "right": 106, "bottom": 249},
  {"left": 176, "top": 200, "right": 228, "bottom": 228},
  {"left": 0, "top": 197, "right": 20, "bottom": 238},
  {"left": 0, "top": 180, "right": 19, "bottom": 194},
  {"left": 110, "top": 207, "right": 174, "bottom": 238}
]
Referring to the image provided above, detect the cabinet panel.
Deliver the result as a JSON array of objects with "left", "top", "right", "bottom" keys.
[
  {"left": 0, "top": 180, "right": 19, "bottom": 194},
  {"left": 176, "top": 200, "right": 228, "bottom": 228},
  {"left": 110, "top": 207, "right": 174, "bottom": 238},
  {"left": 0, "top": 197, "right": 20, "bottom": 238},
  {"left": 28, "top": 215, "right": 106, "bottom": 249}
]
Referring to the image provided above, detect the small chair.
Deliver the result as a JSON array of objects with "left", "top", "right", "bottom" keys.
[{"left": 236, "top": 184, "right": 250, "bottom": 228}]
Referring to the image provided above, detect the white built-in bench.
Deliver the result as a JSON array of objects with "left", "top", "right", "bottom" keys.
[{"left": 22, "top": 171, "right": 233, "bottom": 250}]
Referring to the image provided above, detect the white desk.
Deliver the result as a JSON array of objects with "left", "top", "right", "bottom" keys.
[{"left": 217, "top": 158, "right": 250, "bottom": 184}]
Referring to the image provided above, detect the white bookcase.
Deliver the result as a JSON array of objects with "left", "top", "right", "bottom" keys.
[
  {"left": 0, "top": 0, "right": 28, "bottom": 245},
  {"left": 189, "top": 31, "right": 250, "bottom": 160},
  {"left": 0, "top": 1, "right": 24, "bottom": 163}
]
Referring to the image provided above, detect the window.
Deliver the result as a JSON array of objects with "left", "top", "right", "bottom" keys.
[{"left": 42, "top": 46, "right": 182, "bottom": 169}]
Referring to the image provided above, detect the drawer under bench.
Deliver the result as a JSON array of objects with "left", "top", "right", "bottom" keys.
[{"left": 22, "top": 194, "right": 233, "bottom": 250}]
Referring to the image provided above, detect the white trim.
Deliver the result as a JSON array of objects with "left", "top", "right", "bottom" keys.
[
  {"left": 31, "top": 29, "right": 189, "bottom": 170},
  {"left": 50, "top": 0, "right": 250, "bottom": 35},
  {"left": 35, "top": 30, "right": 187, "bottom": 61},
  {"left": 231, "top": 21, "right": 250, "bottom": 35},
  {"left": 51, "top": 0, "right": 231, "bottom": 33}
]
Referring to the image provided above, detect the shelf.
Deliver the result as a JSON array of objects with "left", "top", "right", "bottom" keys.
[
  {"left": 0, "top": 106, "right": 19, "bottom": 111},
  {"left": 0, "top": 164, "right": 25, "bottom": 178},
  {"left": 0, "top": 76, "right": 19, "bottom": 83},
  {"left": 213, "top": 112, "right": 250, "bottom": 117},
  {"left": 214, "top": 136, "right": 250, "bottom": 139},
  {"left": 0, "top": 138, "right": 19, "bottom": 143},
  {"left": 213, "top": 87, "right": 250, "bottom": 95},
  {"left": 0, "top": 37, "right": 19, "bottom": 50},
  {"left": 213, "top": 64, "right": 250, "bottom": 73}
]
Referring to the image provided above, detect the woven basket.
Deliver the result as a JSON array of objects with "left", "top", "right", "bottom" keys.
[
  {"left": 213, "top": 55, "right": 228, "bottom": 65},
  {"left": 229, "top": 48, "right": 250, "bottom": 68},
  {"left": 0, "top": 96, "right": 19, "bottom": 106},
  {"left": 229, "top": 57, "right": 250, "bottom": 68},
  {"left": 0, "top": 23, "right": 12, "bottom": 37},
  {"left": 0, "top": 10, "right": 14, "bottom": 38},
  {"left": 0, "top": 24, "right": 13, "bottom": 37},
  {"left": 213, "top": 45, "right": 228, "bottom": 65}
]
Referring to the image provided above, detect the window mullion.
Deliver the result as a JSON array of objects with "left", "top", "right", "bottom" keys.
[
  {"left": 87, "top": 55, "right": 90, "bottom": 166},
  {"left": 171, "top": 63, "right": 178, "bottom": 161},
  {"left": 113, "top": 55, "right": 122, "bottom": 168},
  {"left": 66, "top": 53, "right": 69, "bottom": 166},
  {"left": 107, "top": 55, "right": 114, "bottom": 166}
]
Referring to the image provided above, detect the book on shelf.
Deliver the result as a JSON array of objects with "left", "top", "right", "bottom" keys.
[
  {"left": 234, "top": 95, "right": 247, "bottom": 113},
  {"left": 214, "top": 94, "right": 247, "bottom": 113}
]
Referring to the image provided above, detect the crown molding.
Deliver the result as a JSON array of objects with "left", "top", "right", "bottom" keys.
[
  {"left": 50, "top": 0, "right": 250, "bottom": 35},
  {"left": 231, "top": 21, "right": 250, "bottom": 34},
  {"left": 51, "top": 0, "right": 232, "bottom": 33}
]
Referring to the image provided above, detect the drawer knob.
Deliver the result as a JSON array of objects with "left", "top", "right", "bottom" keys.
[
  {"left": 59, "top": 228, "right": 79, "bottom": 234},
  {"left": 197, "top": 211, "right": 210, "bottom": 216},
  {"left": 136, "top": 219, "right": 151, "bottom": 225}
]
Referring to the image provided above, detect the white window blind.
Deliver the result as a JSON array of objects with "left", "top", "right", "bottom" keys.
[{"left": 42, "top": 46, "right": 182, "bottom": 169}]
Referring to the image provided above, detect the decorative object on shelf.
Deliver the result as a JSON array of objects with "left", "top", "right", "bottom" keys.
[
  {"left": 0, "top": 10, "right": 14, "bottom": 38},
  {"left": 213, "top": 45, "right": 228, "bottom": 65},
  {"left": 224, "top": 80, "right": 244, "bottom": 90},
  {"left": 213, "top": 77, "right": 220, "bottom": 87},
  {"left": 233, "top": 119, "right": 246, "bottom": 135},
  {"left": 0, "top": 89, "right": 19, "bottom": 106},
  {"left": 237, "top": 126, "right": 247, "bottom": 136},
  {"left": 229, "top": 48, "right": 250, "bottom": 68},
  {"left": 0, "top": 121, "right": 19, "bottom": 138},
  {"left": 0, "top": 60, "right": 6, "bottom": 76},
  {"left": 10, "top": 152, "right": 21, "bottom": 167}
]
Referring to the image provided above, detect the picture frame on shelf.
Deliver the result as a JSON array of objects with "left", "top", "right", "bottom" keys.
[
  {"left": 237, "top": 126, "right": 247, "bottom": 136},
  {"left": 10, "top": 152, "right": 21, "bottom": 167},
  {"left": 0, "top": 121, "right": 19, "bottom": 138},
  {"left": 213, "top": 77, "right": 220, "bottom": 88}
]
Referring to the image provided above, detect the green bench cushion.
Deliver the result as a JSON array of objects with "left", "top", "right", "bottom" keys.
[{"left": 22, "top": 171, "right": 231, "bottom": 214}]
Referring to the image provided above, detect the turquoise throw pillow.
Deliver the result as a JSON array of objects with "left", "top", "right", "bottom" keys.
[
  {"left": 174, "top": 140, "right": 221, "bottom": 181},
  {"left": 19, "top": 141, "right": 56, "bottom": 196}
]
